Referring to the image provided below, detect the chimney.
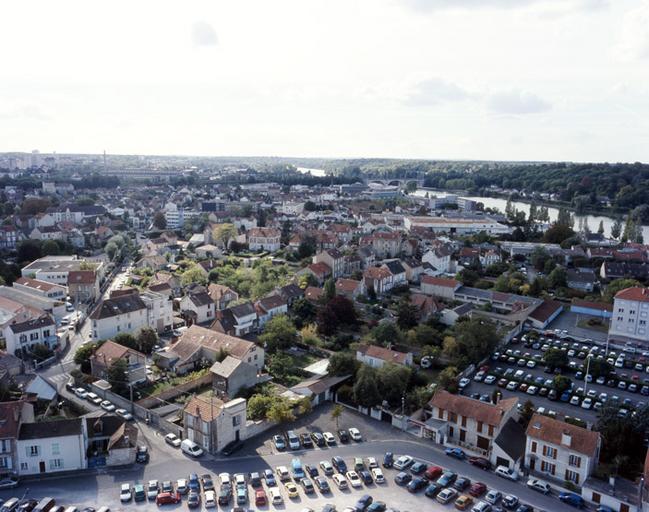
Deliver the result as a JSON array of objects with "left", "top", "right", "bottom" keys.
[
  {"left": 609, "top": 475, "right": 616, "bottom": 488},
  {"left": 561, "top": 431, "right": 572, "bottom": 447}
]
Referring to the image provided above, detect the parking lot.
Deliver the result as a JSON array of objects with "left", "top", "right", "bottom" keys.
[{"left": 462, "top": 329, "right": 649, "bottom": 426}]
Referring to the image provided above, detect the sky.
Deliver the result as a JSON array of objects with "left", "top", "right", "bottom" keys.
[{"left": 1, "top": 0, "right": 648, "bottom": 162}]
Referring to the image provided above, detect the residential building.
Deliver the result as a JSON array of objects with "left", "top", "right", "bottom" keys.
[
  {"left": 2, "top": 316, "right": 58, "bottom": 357},
  {"left": 381, "top": 260, "right": 407, "bottom": 288},
  {"left": 13, "top": 278, "right": 66, "bottom": 301},
  {"left": 180, "top": 290, "right": 216, "bottom": 325},
  {"left": 313, "top": 249, "right": 346, "bottom": 279},
  {"left": 0, "top": 399, "right": 35, "bottom": 477},
  {"left": 255, "top": 295, "right": 288, "bottom": 328},
  {"left": 335, "top": 278, "right": 366, "bottom": 299},
  {"left": 609, "top": 287, "right": 649, "bottom": 344},
  {"left": 298, "top": 262, "right": 332, "bottom": 285},
  {"left": 208, "top": 283, "right": 239, "bottom": 311},
  {"left": 90, "top": 340, "right": 147, "bottom": 385},
  {"left": 16, "top": 419, "right": 86, "bottom": 476},
  {"left": 363, "top": 266, "right": 393, "bottom": 295},
  {"left": 89, "top": 292, "right": 148, "bottom": 342},
  {"left": 161, "top": 324, "right": 264, "bottom": 374},
  {"left": 422, "top": 246, "right": 453, "bottom": 274},
  {"left": 525, "top": 414, "right": 601, "bottom": 486},
  {"left": 247, "top": 227, "right": 281, "bottom": 252},
  {"left": 183, "top": 395, "right": 247, "bottom": 454},
  {"left": 67, "top": 270, "right": 100, "bottom": 303},
  {"left": 426, "top": 390, "right": 518, "bottom": 456},
  {"left": 21, "top": 256, "right": 104, "bottom": 286},
  {"left": 215, "top": 302, "right": 258, "bottom": 337},
  {"left": 566, "top": 268, "right": 597, "bottom": 292},
  {"left": 356, "top": 344, "right": 413, "bottom": 368},
  {"left": 211, "top": 356, "right": 259, "bottom": 397},
  {"left": 420, "top": 276, "right": 461, "bottom": 300}
]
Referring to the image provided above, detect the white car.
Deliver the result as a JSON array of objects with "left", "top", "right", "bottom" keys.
[
  {"left": 581, "top": 397, "right": 593, "bottom": 409},
  {"left": 146, "top": 480, "right": 159, "bottom": 500},
  {"left": 393, "top": 455, "right": 413, "bottom": 470},
  {"left": 459, "top": 378, "right": 471, "bottom": 389},
  {"left": 86, "top": 392, "right": 102, "bottom": 405},
  {"left": 345, "top": 471, "right": 362, "bottom": 487},
  {"left": 120, "top": 483, "right": 132, "bottom": 502},
  {"left": 115, "top": 408, "right": 133, "bottom": 421},
  {"left": 332, "top": 474, "right": 348, "bottom": 489},
  {"left": 570, "top": 396, "right": 581, "bottom": 406},
  {"left": 472, "top": 502, "right": 493, "bottom": 512},
  {"left": 74, "top": 387, "right": 88, "bottom": 399},
  {"left": 219, "top": 473, "right": 231, "bottom": 486},
  {"left": 165, "top": 433, "right": 181, "bottom": 448},
  {"left": 495, "top": 465, "right": 519, "bottom": 481},
  {"left": 319, "top": 461, "right": 334, "bottom": 475},
  {"left": 371, "top": 468, "right": 385, "bottom": 483},
  {"left": 366, "top": 457, "right": 378, "bottom": 469},
  {"left": 527, "top": 478, "right": 551, "bottom": 494},
  {"left": 100, "top": 400, "right": 115, "bottom": 412},
  {"left": 437, "top": 488, "right": 458, "bottom": 504},
  {"left": 323, "top": 432, "right": 336, "bottom": 444},
  {"left": 485, "top": 489, "right": 501, "bottom": 504},
  {"left": 484, "top": 375, "right": 496, "bottom": 385},
  {"left": 348, "top": 427, "right": 362, "bottom": 441},
  {"left": 204, "top": 490, "right": 217, "bottom": 508},
  {"left": 276, "top": 466, "right": 290, "bottom": 481},
  {"left": 269, "top": 487, "right": 283, "bottom": 505}
]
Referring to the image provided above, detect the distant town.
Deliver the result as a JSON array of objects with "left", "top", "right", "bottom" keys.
[{"left": 1, "top": 151, "right": 648, "bottom": 512}]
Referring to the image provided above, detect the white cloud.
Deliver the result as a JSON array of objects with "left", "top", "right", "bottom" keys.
[
  {"left": 614, "top": 1, "right": 649, "bottom": 60},
  {"left": 191, "top": 21, "right": 218, "bottom": 47},
  {"left": 405, "top": 78, "right": 471, "bottom": 106},
  {"left": 400, "top": 0, "right": 607, "bottom": 11},
  {"left": 487, "top": 90, "right": 552, "bottom": 115}
]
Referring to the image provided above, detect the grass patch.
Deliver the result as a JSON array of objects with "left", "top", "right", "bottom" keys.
[
  {"left": 139, "top": 368, "right": 210, "bottom": 397},
  {"left": 576, "top": 318, "right": 610, "bottom": 333}
]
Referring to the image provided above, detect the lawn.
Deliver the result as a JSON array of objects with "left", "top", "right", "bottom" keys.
[{"left": 576, "top": 318, "right": 610, "bottom": 334}]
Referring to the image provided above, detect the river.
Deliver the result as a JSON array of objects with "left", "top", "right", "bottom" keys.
[
  {"left": 414, "top": 190, "right": 649, "bottom": 241},
  {"left": 296, "top": 167, "right": 326, "bottom": 177}
]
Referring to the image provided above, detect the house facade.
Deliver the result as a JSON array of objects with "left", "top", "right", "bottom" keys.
[
  {"left": 313, "top": 249, "right": 346, "bottom": 279},
  {"left": 427, "top": 390, "right": 518, "bottom": 457},
  {"left": 2, "top": 316, "right": 58, "bottom": 357},
  {"left": 356, "top": 344, "right": 413, "bottom": 368},
  {"left": 180, "top": 290, "right": 216, "bottom": 325},
  {"left": 183, "top": 396, "right": 247, "bottom": 453},
  {"left": 90, "top": 340, "right": 147, "bottom": 385},
  {"left": 609, "top": 287, "right": 649, "bottom": 343},
  {"left": 247, "top": 227, "right": 281, "bottom": 252},
  {"left": 525, "top": 413, "right": 601, "bottom": 486},
  {"left": 89, "top": 292, "right": 148, "bottom": 342}
]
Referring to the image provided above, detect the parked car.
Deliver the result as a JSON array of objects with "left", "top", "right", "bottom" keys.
[
  {"left": 467, "top": 457, "right": 491, "bottom": 470},
  {"left": 393, "top": 455, "right": 414, "bottom": 470},
  {"left": 273, "top": 435, "right": 286, "bottom": 450},
  {"left": 559, "top": 492, "right": 585, "bottom": 508},
  {"left": 338, "top": 430, "right": 350, "bottom": 443},
  {"left": 407, "top": 477, "right": 427, "bottom": 493},
  {"left": 436, "top": 488, "right": 458, "bottom": 505},
  {"left": 164, "top": 433, "right": 181, "bottom": 448},
  {"left": 436, "top": 471, "right": 457, "bottom": 487},
  {"left": 526, "top": 478, "right": 550, "bottom": 494},
  {"left": 135, "top": 445, "right": 149, "bottom": 463},
  {"left": 395, "top": 472, "right": 412, "bottom": 486},
  {"left": 494, "top": 466, "right": 519, "bottom": 481},
  {"left": 445, "top": 447, "right": 466, "bottom": 460},
  {"left": 120, "top": 484, "right": 132, "bottom": 502},
  {"left": 300, "top": 432, "right": 314, "bottom": 448},
  {"left": 155, "top": 492, "right": 181, "bottom": 506},
  {"left": 348, "top": 427, "right": 362, "bottom": 441},
  {"left": 382, "top": 452, "right": 394, "bottom": 468}
]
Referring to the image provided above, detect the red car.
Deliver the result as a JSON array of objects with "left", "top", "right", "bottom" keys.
[
  {"left": 255, "top": 489, "right": 267, "bottom": 506},
  {"left": 468, "top": 482, "right": 487, "bottom": 497},
  {"left": 468, "top": 457, "right": 492, "bottom": 470},
  {"left": 156, "top": 491, "right": 181, "bottom": 506},
  {"left": 424, "top": 466, "right": 443, "bottom": 481}
]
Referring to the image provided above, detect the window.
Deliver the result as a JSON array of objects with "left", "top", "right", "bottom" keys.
[
  {"left": 49, "top": 459, "right": 63, "bottom": 470},
  {"left": 542, "top": 445, "right": 557, "bottom": 459},
  {"left": 449, "top": 412, "right": 458, "bottom": 424},
  {"left": 19, "top": 334, "right": 27, "bottom": 343},
  {"left": 531, "top": 441, "right": 537, "bottom": 453},
  {"left": 0, "top": 456, "right": 8, "bottom": 469},
  {"left": 488, "top": 425, "right": 494, "bottom": 436},
  {"left": 630, "top": 310, "right": 636, "bottom": 315},
  {"left": 617, "top": 316, "right": 624, "bottom": 321},
  {"left": 27, "top": 445, "right": 39, "bottom": 457},
  {"left": 438, "top": 408, "right": 444, "bottom": 420},
  {"left": 51, "top": 443, "right": 60, "bottom": 455},
  {"left": 461, "top": 416, "right": 467, "bottom": 428},
  {"left": 618, "top": 308, "right": 624, "bottom": 313},
  {"left": 0, "top": 440, "right": 9, "bottom": 453},
  {"left": 540, "top": 461, "right": 555, "bottom": 475},
  {"left": 20, "top": 462, "right": 28, "bottom": 471},
  {"left": 30, "top": 332, "right": 39, "bottom": 340},
  {"left": 477, "top": 421, "right": 483, "bottom": 433},
  {"left": 43, "top": 329, "right": 50, "bottom": 337},
  {"left": 640, "top": 320, "right": 646, "bottom": 326},
  {"left": 233, "top": 415, "right": 241, "bottom": 427},
  {"left": 565, "top": 469, "right": 579, "bottom": 484},
  {"left": 569, "top": 454, "right": 581, "bottom": 467}
]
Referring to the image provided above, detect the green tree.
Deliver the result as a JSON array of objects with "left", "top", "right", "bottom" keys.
[
  {"left": 377, "top": 363, "right": 412, "bottom": 407},
  {"left": 352, "top": 365, "right": 381, "bottom": 408},
  {"left": 596, "top": 404, "right": 649, "bottom": 477},
  {"left": 181, "top": 264, "right": 207, "bottom": 286},
  {"left": 114, "top": 333, "right": 138, "bottom": 350},
  {"left": 552, "top": 375, "right": 572, "bottom": 394},
  {"left": 297, "top": 396, "right": 312, "bottom": 415},
  {"left": 611, "top": 217, "right": 622, "bottom": 239},
  {"left": 105, "top": 241, "right": 119, "bottom": 261},
  {"left": 137, "top": 327, "right": 158, "bottom": 354},
  {"left": 451, "top": 318, "right": 500, "bottom": 366},
  {"left": 327, "top": 352, "right": 359, "bottom": 376},
  {"left": 214, "top": 223, "right": 237, "bottom": 249},
  {"left": 438, "top": 366, "right": 459, "bottom": 393},
  {"left": 543, "top": 223, "right": 575, "bottom": 244},
  {"left": 519, "top": 400, "right": 535, "bottom": 427},
  {"left": 331, "top": 404, "right": 344, "bottom": 429},
  {"left": 247, "top": 394, "right": 274, "bottom": 420},
  {"left": 530, "top": 247, "right": 550, "bottom": 271},
  {"left": 291, "top": 298, "right": 316, "bottom": 329},
  {"left": 153, "top": 211, "right": 167, "bottom": 230},
  {"left": 106, "top": 358, "right": 129, "bottom": 396},
  {"left": 323, "top": 278, "right": 336, "bottom": 302},
  {"left": 543, "top": 348, "right": 569, "bottom": 368},
  {"left": 548, "top": 266, "right": 567, "bottom": 288},
  {"left": 297, "top": 236, "right": 317, "bottom": 259},
  {"left": 604, "top": 279, "right": 641, "bottom": 302},
  {"left": 267, "top": 352, "right": 294, "bottom": 383},
  {"left": 396, "top": 297, "right": 419, "bottom": 330},
  {"left": 259, "top": 315, "right": 298, "bottom": 353},
  {"left": 266, "top": 399, "right": 296, "bottom": 423},
  {"left": 41, "top": 239, "right": 60, "bottom": 256},
  {"left": 74, "top": 343, "right": 97, "bottom": 373},
  {"left": 371, "top": 322, "right": 402, "bottom": 346},
  {"left": 406, "top": 324, "right": 442, "bottom": 347},
  {"left": 456, "top": 268, "right": 480, "bottom": 286}
]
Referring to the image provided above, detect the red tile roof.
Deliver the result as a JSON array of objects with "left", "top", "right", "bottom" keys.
[
  {"left": 526, "top": 413, "right": 600, "bottom": 457},
  {"left": 615, "top": 287, "right": 649, "bottom": 303},
  {"left": 429, "top": 390, "right": 517, "bottom": 427},
  {"left": 357, "top": 344, "right": 409, "bottom": 365},
  {"left": 421, "top": 275, "right": 460, "bottom": 288}
]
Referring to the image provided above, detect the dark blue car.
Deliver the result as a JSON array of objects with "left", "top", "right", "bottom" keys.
[
  {"left": 445, "top": 447, "right": 466, "bottom": 460},
  {"left": 559, "top": 492, "right": 585, "bottom": 508},
  {"left": 383, "top": 452, "right": 394, "bottom": 468}
]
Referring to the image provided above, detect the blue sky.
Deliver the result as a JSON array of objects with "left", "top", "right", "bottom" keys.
[{"left": 0, "top": 0, "right": 648, "bottom": 162}]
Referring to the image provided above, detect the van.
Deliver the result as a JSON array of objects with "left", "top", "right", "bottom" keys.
[
  {"left": 286, "top": 430, "right": 300, "bottom": 450},
  {"left": 33, "top": 497, "right": 56, "bottom": 512},
  {"left": 180, "top": 439, "right": 204, "bottom": 457}
]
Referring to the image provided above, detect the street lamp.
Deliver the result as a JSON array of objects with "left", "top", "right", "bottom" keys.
[{"left": 583, "top": 354, "right": 594, "bottom": 397}]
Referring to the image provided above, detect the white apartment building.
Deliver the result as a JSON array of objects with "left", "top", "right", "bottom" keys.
[
  {"left": 525, "top": 414, "right": 601, "bottom": 486},
  {"left": 164, "top": 202, "right": 200, "bottom": 229},
  {"left": 16, "top": 419, "right": 86, "bottom": 476},
  {"left": 13, "top": 277, "right": 67, "bottom": 301},
  {"left": 21, "top": 256, "right": 104, "bottom": 287},
  {"left": 247, "top": 227, "right": 281, "bottom": 252},
  {"left": 2, "top": 316, "right": 58, "bottom": 358},
  {"left": 609, "top": 287, "right": 649, "bottom": 343},
  {"left": 140, "top": 290, "right": 174, "bottom": 333},
  {"left": 89, "top": 293, "right": 148, "bottom": 341},
  {"left": 404, "top": 216, "right": 511, "bottom": 235}
]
